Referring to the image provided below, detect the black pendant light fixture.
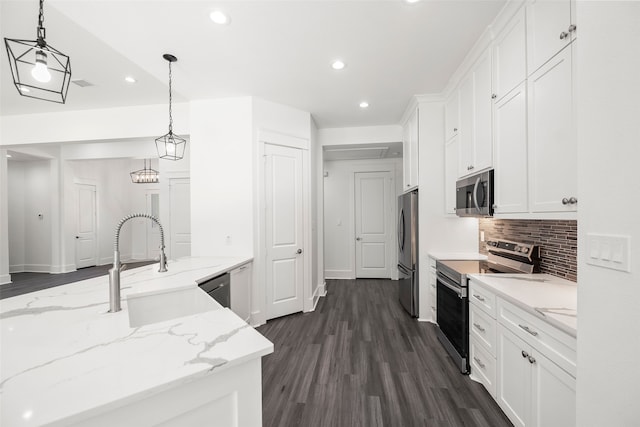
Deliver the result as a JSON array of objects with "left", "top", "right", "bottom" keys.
[
  {"left": 4, "top": 0, "right": 72, "bottom": 103},
  {"left": 130, "top": 159, "right": 160, "bottom": 184},
  {"left": 155, "top": 54, "right": 186, "bottom": 161}
]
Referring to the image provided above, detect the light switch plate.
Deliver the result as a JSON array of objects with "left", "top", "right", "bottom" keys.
[{"left": 586, "top": 233, "right": 631, "bottom": 272}]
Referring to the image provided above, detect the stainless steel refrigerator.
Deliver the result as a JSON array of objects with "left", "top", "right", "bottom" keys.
[{"left": 397, "top": 189, "right": 418, "bottom": 317}]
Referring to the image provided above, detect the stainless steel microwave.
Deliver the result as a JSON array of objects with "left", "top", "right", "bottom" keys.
[{"left": 456, "top": 169, "right": 494, "bottom": 217}]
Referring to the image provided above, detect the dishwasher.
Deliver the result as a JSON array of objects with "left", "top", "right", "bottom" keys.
[{"left": 197, "top": 272, "right": 230, "bottom": 308}]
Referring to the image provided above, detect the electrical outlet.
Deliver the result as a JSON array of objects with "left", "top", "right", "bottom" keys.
[{"left": 586, "top": 233, "right": 631, "bottom": 272}]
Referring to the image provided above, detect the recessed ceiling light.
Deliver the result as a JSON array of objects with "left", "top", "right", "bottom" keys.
[
  {"left": 331, "top": 60, "right": 346, "bottom": 70},
  {"left": 359, "top": 101, "right": 369, "bottom": 108},
  {"left": 405, "top": 0, "right": 421, "bottom": 4},
  {"left": 210, "top": 10, "right": 230, "bottom": 25},
  {"left": 125, "top": 76, "right": 136, "bottom": 84}
]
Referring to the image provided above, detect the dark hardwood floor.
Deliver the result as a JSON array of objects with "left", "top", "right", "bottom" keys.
[
  {"left": 0, "top": 261, "right": 155, "bottom": 300},
  {"left": 258, "top": 278, "right": 512, "bottom": 427}
]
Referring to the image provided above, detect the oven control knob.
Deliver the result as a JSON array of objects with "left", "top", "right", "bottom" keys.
[
  {"left": 515, "top": 246, "right": 521, "bottom": 252},
  {"left": 522, "top": 247, "right": 529, "bottom": 254}
]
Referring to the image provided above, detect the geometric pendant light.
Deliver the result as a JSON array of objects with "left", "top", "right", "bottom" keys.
[
  {"left": 130, "top": 159, "right": 159, "bottom": 184},
  {"left": 4, "top": 0, "right": 72, "bottom": 103},
  {"left": 155, "top": 54, "right": 186, "bottom": 161}
]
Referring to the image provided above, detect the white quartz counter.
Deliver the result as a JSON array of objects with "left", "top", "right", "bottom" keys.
[
  {"left": 468, "top": 273, "right": 577, "bottom": 337},
  {"left": 0, "top": 256, "right": 273, "bottom": 427},
  {"left": 427, "top": 252, "right": 488, "bottom": 261}
]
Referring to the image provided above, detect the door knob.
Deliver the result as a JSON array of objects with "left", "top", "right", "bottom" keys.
[
  {"left": 356, "top": 237, "right": 362, "bottom": 241},
  {"left": 75, "top": 236, "right": 80, "bottom": 239},
  {"left": 296, "top": 248, "right": 303, "bottom": 254}
]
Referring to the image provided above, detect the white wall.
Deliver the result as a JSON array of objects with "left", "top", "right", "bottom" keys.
[
  {"left": 416, "top": 100, "right": 479, "bottom": 320},
  {"left": 575, "top": 2, "right": 640, "bottom": 425},
  {"left": 189, "top": 97, "right": 254, "bottom": 258},
  {"left": 318, "top": 125, "right": 403, "bottom": 146},
  {"left": 323, "top": 158, "right": 402, "bottom": 279}
]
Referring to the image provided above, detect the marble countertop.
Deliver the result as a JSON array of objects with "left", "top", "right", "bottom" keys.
[
  {"left": 427, "top": 252, "right": 488, "bottom": 261},
  {"left": 468, "top": 273, "right": 577, "bottom": 337},
  {"left": 0, "top": 256, "right": 273, "bottom": 427}
]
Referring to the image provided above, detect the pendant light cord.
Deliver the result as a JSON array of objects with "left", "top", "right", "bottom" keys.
[
  {"left": 36, "top": 0, "right": 46, "bottom": 45},
  {"left": 168, "top": 60, "right": 173, "bottom": 134}
]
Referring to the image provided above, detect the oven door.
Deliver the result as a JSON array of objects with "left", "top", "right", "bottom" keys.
[
  {"left": 455, "top": 169, "right": 494, "bottom": 217},
  {"left": 436, "top": 271, "right": 469, "bottom": 373}
]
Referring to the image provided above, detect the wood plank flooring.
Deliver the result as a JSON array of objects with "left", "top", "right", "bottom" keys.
[
  {"left": 0, "top": 261, "right": 155, "bottom": 300},
  {"left": 258, "top": 278, "right": 512, "bottom": 427}
]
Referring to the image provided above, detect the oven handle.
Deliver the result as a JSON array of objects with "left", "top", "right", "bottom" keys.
[
  {"left": 473, "top": 176, "right": 481, "bottom": 213},
  {"left": 437, "top": 273, "right": 467, "bottom": 298}
]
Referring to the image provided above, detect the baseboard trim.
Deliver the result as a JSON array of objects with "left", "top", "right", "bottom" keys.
[
  {"left": 20, "top": 264, "right": 51, "bottom": 273},
  {"left": 311, "top": 281, "right": 327, "bottom": 311},
  {"left": 0, "top": 274, "right": 12, "bottom": 285},
  {"left": 50, "top": 264, "right": 76, "bottom": 274},
  {"left": 324, "top": 270, "right": 354, "bottom": 279},
  {"left": 9, "top": 264, "right": 25, "bottom": 274}
]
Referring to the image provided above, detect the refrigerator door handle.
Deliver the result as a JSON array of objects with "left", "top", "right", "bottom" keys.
[{"left": 397, "top": 209, "right": 405, "bottom": 253}]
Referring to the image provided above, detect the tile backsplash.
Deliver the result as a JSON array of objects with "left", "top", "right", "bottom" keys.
[{"left": 478, "top": 219, "right": 577, "bottom": 282}]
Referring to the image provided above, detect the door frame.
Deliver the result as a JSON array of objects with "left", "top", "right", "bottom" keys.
[
  {"left": 73, "top": 179, "right": 98, "bottom": 270},
  {"left": 255, "top": 129, "right": 311, "bottom": 326}
]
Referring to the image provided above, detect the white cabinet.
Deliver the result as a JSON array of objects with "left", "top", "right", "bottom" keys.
[
  {"left": 444, "top": 91, "right": 460, "bottom": 141},
  {"left": 493, "top": 7, "right": 527, "bottom": 102},
  {"left": 527, "top": 0, "right": 576, "bottom": 75},
  {"left": 469, "top": 280, "right": 498, "bottom": 398},
  {"left": 494, "top": 82, "right": 528, "bottom": 214},
  {"left": 444, "top": 136, "right": 459, "bottom": 215},
  {"left": 230, "top": 262, "right": 252, "bottom": 323},
  {"left": 459, "top": 48, "right": 493, "bottom": 178},
  {"left": 528, "top": 45, "right": 576, "bottom": 213},
  {"left": 497, "top": 325, "right": 576, "bottom": 427},
  {"left": 428, "top": 256, "right": 437, "bottom": 322},
  {"left": 402, "top": 106, "right": 419, "bottom": 191}
]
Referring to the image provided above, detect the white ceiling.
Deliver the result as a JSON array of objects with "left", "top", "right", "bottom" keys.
[{"left": 0, "top": 0, "right": 506, "bottom": 129}]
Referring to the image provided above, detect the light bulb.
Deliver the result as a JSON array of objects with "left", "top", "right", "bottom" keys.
[{"left": 32, "top": 50, "right": 51, "bottom": 83}]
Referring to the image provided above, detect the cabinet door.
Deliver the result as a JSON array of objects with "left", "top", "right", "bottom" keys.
[
  {"left": 527, "top": 0, "right": 574, "bottom": 75},
  {"left": 497, "top": 325, "right": 530, "bottom": 427},
  {"left": 445, "top": 90, "right": 460, "bottom": 141},
  {"left": 444, "top": 136, "right": 459, "bottom": 215},
  {"left": 402, "top": 122, "right": 411, "bottom": 190},
  {"left": 458, "top": 74, "right": 474, "bottom": 177},
  {"left": 494, "top": 82, "right": 528, "bottom": 214},
  {"left": 531, "top": 352, "right": 577, "bottom": 427},
  {"left": 494, "top": 7, "right": 527, "bottom": 101},
  {"left": 528, "top": 45, "right": 576, "bottom": 213},
  {"left": 230, "top": 263, "right": 252, "bottom": 322},
  {"left": 473, "top": 49, "right": 493, "bottom": 172}
]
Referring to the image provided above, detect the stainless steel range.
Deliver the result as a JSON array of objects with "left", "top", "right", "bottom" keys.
[{"left": 435, "top": 239, "right": 540, "bottom": 374}]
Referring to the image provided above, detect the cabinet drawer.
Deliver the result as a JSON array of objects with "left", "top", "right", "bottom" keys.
[
  {"left": 469, "top": 280, "right": 497, "bottom": 318},
  {"left": 470, "top": 304, "right": 497, "bottom": 356},
  {"left": 498, "top": 298, "right": 576, "bottom": 377},
  {"left": 470, "top": 337, "right": 497, "bottom": 398}
]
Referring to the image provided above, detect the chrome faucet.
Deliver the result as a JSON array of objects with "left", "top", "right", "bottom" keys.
[{"left": 109, "top": 213, "right": 168, "bottom": 312}]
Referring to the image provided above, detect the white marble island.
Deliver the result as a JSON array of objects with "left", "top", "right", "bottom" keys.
[{"left": 0, "top": 256, "right": 273, "bottom": 427}]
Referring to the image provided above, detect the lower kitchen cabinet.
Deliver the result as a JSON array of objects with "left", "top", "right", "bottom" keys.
[
  {"left": 497, "top": 324, "right": 576, "bottom": 427},
  {"left": 230, "top": 262, "right": 252, "bottom": 323}
]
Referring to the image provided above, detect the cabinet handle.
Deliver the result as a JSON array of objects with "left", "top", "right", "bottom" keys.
[
  {"left": 469, "top": 165, "right": 474, "bottom": 170},
  {"left": 431, "top": 283, "right": 436, "bottom": 288},
  {"left": 473, "top": 357, "right": 486, "bottom": 369},
  {"left": 491, "top": 94, "right": 497, "bottom": 99},
  {"left": 473, "top": 322, "right": 485, "bottom": 332},
  {"left": 237, "top": 265, "right": 248, "bottom": 271},
  {"left": 560, "top": 31, "right": 569, "bottom": 40},
  {"left": 568, "top": 24, "right": 577, "bottom": 33},
  {"left": 453, "top": 127, "right": 458, "bottom": 132},
  {"left": 528, "top": 356, "right": 536, "bottom": 364},
  {"left": 473, "top": 294, "right": 485, "bottom": 302},
  {"left": 521, "top": 350, "right": 529, "bottom": 358},
  {"left": 569, "top": 197, "right": 578, "bottom": 204},
  {"left": 519, "top": 324, "right": 539, "bottom": 337}
]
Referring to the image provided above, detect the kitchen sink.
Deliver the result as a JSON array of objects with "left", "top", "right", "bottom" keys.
[{"left": 127, "top": 287, "right": 221, "bottom": 328}]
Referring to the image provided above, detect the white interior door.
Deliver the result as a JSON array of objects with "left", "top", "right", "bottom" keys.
[
  {"left": 146, "top": 191, "right": 161, "bottom": 260},
  {"left": 265, "top": 143, "right": 304, "bottom": 320},
  {"left": 355, "top": 171, "right": 392, "bottom": 278},
  {"left": 169, "top": 178, "right": 191, "bottom": 260},
  {"left": 75, "top": 183, "right": 97, "bottom": 269}
]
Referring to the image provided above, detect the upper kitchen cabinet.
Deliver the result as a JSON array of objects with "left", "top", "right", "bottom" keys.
[
  {"left": 527, "top": 0, "right": 576, "bottom": 75},
  {"left": 444, "top": 135, "right": 459, "bottom": 215},
  {"left": 528, "top": 44, "right": 576, "bottom": 213},
  {"left": 444, "top": 90, "right": 459, "bottom": 142},
  {"left": 402, "top": 106, "right": 419, "bottom": 191},
  {"left": 493, "top": 7, "right": 527, "bottom": 102},
  {"left": 459, "top": 48, "right": 493, "bottom": 178}
]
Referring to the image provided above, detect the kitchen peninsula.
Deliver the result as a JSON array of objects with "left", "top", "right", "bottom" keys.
[{"left": 0, "top": 257, "right": 273, "bottom": 427}]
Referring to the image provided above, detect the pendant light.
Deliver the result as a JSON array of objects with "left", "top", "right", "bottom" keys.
[
  {"left": 130, "top": 159, "right": 159, "bottom": 184},
  {"left": 4, "top": 0, "right": 72, "bottom": 103},
  {"left": 155, "top": 54, "right": 186, "bottom": 161}
]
